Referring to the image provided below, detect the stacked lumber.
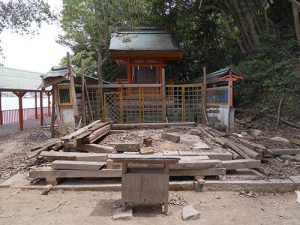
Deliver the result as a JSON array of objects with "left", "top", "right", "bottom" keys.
[
  {"left": 27, "top": 120, "right": 112, "bottom": 159},
  {"left": 28, "top": 138, "right": 62, "bottom": 159},
  {"left": 27, "top": 122, "right": 264, "bottom": 187},
  {"left": 62, "top": 120, "right": 111, "bottom": 147},
  {"left": 29, "top": 151, "right": 261, "bottom": 185},
  {"left": 198, "top": 125, "right": 262, "bottom": 160}
]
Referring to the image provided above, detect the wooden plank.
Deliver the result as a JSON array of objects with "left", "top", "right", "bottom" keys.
[
  {"left": 140, "top": 147, "right": 155, "bottom": 155},
  {"left": 111, "top": 122, "right": 196, "bottom": 130},
  {"left": 52, "top": 160, "right": 105, "bottom": 171},
  {"left": 61, "top": 120, "right": 103, "bottom": 141},
  {"left": 109, "top": 154, "right": 180, "bottom": 164},
  {"left": 221, "top": 137, "right": 261, "bottom": 160},
  {"left": 109, "top": 130, "right": 126, "bottom": 134},
  {"left": 170, "top": 160, "right": 222, "bottom": 170},
  {"left": 161, "top": 133, "right": 180, "bottom": 143},
  {"left": 29, "top": 168, "right": 122, "bottom": 179},
  {"left": 266, "top": 148, "right": 300, "bottom": 156},
  {"left": 30, "top": 138, "right": 61, "bottom": 151},
  {"left": 291, "top": 139, "right": 300, "bottom": 146},
  {"left": 40, "top": 151, "right": 108, "bottom": 162},
  {"left": 222, "top": 159, "right": 261, "bottom": 170},
  {"left": 106, "top": 159, "right": 122, "bottom": 169},
  {"left": 193, "top": 142, "right": 210, "bottom": 150},
  {"left": 169, "top": 168, "right": 226, "bottom": 176},
  {"left": 76, "top": 144, "right": 115, "bottom": 153},
  {"left": 112, "top": 143, "right": 140, "bottom": 152},
  {"left": 163, "top": 151, "right": 180, "bottom": 156},
  {"left": 178, "top": 151, "right": 232, "bottom": 160},
  {"left": 238, "top": 138, "right": 266, "bottom": 152},
  {"left": 87, "top": 125, "right": 110, "bottom": 143},
  {"left": 179, "top": 156, "right": 210, "bottom": 161}
]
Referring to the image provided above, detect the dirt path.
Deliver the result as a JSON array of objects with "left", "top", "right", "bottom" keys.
[{"left": 0, "top": 189, "right": 299, "bottom": 225}]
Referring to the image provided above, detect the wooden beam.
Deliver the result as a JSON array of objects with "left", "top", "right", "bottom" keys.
[
  {"left": 87, "top": 83, "right": 163, "bottom": 89},
  {"left": 46, "top": 91, "right": 51, "bottom": 116},
  {"left": 169, "top": 168, "right": 226, "bottom": 176},
  {"left": 266, "top": 148, "right": 300, "bottom": 156},
  {"left": 51, "top": 160, "right": 105, "bottom": 171},
  {"left": 67, "top": 52, "right": 79, "bottom": 117},
  {"left": 170, "top": 159, "right": 222, "bottom": 170},
  {"left": 50, "top": 87, "right": 56, "bottom": 138},
  {"left": 178, "top": 151, "right": 233, "bottom": 160},
  {"left": 76, "top": 144, "right": 115, "bottom": 153},
  {"left": 202, "top": 67, "right": 208, "bottom": 125},
  {"left": 222, "top": 159, "right": 261, "bottom": 170},
  {"left": 29, "top": 168, "right": 122, "bottom": 179},
  {"left": 40, "top": 151, "right": 108, "bottom": 162},
  {"left": 162, "top": 67, "right": 166, "bottom": 122}
]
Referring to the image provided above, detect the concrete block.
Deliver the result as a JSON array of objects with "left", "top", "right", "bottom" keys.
[{"left": 182, "top": 205, "right": 200, "bottom": 221}]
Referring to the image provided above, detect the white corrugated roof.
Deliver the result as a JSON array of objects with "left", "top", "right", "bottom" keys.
[{"left": 0, "top": 67, "right": 43, "bottom": 90}]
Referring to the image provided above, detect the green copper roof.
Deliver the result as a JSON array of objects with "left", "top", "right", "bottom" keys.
[
  {"left": 0, "top": 67, "right": 43, "bottom": 90},
  {"left": 109, "top": 28, "right": 181, "bottom": 52}
]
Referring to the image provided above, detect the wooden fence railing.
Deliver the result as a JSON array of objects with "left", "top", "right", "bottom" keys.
[
  {"left": 0, "top": 107, "right": 51, "bottom": 125},
  {"left": 84, "top": 83, "right": 203, "bottom": 124}
]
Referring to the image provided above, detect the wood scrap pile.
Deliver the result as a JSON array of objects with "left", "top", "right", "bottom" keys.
[
  {"left": 28, "top": 120, "right": 112, "bottom": 159},
  {"left": 27, "top": 121, "right": 263, "bottom": 186},
  {"left": 198, "top": 125, "right": 263, "bottom": 160},
  {"left": 29, "top": 150, "right": 261, "bottom": 185}
]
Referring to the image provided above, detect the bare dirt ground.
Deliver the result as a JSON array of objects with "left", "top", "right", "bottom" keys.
[
  {"left": 0, "top": 188, "right": 299, "bottom": 225},
  {"left": 0, "top": 128, "right": 49, "bottom": 182}
]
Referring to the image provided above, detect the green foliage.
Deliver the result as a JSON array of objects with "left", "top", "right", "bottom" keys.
[
  {"left": 0, "top": 0, "right": 55, "bottom": 34},
  {"left": 234, "top": 34, "right": 300, "bottom": 117},
  {"left": 59, "top": 0, "right": 150, "bottom": 81}
]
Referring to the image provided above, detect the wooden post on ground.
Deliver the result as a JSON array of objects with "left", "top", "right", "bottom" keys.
[
  {"left": 34, "top": 91, "right": 38, "bottom": 119},
  {"left": 0, "top": 91, "right": 2, "bottom": 125},
  {"left": 47, "top": 91, "right": 51, "bottom": 116},
  {"left": 81, "top": 74, "right": 86, "bottom": 126},
  {"left": 40, "top": 90, "right": 44, "bottom": 127},
  {"left": 202, "top": 67, "right": 208, "bottom": 125},
  {"left": 50, "top": 87, "right": 56, "bottom": 137},
  {"left": 13, "top": 91, "right": 26, "bottom": 131},
  {"left": 67, "top": 52, "right": 79, "bottom": 117},
  {"left": 162, "top": 67, "right": 167, "bottom": 122}
]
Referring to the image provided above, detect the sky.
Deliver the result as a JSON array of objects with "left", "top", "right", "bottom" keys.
[{"left": 0, "top": 0, "right": 70, "bottom": 73}]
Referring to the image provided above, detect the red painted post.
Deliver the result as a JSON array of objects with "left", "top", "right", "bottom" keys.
[
  {"left": 34, "top": 91, "right": 38, "bottom": 119},
  {"left": 40, "top": 91, "right": 44, "bottom": 127},
  {"left": 0, "top": 91, "right": 3, "bottom": 125},
  {"left": 47, "top": 92, "right": 51, "bottom": 116},
  {"left": 13, "top": 91, "right": 25, "bottom": 131}
]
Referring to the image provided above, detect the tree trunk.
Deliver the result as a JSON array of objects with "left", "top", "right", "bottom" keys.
[
  {"left": 221, "top": 0, "right": 262, "bottom": 53},
  {"left": 96, "top": 45, "right": 104, "bottom": 119},
  {"left": 292, "top": 1, "right": 300, "bottom": 45}
]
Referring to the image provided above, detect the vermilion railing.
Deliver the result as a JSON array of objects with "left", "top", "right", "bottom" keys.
[{"left": 0, "top": 107, "right": 51, "bottom": 125}]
